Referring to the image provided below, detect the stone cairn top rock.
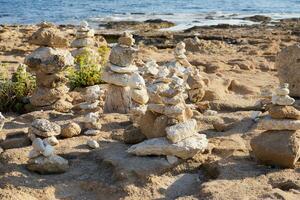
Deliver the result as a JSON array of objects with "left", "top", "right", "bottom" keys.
[
  {"left": 103, "top": 32, "right": 148, "bottom": 113},
  {"left": 251, "top": 83, "right": 300, "bottom": 168},
  {"left": 174, "top": 41, "right": 192, "bottom": 67},
  {"left": 25, "top": 24, "right": 74, "bottom": 112},
  {"left": 27, "top": 137, "right": 69, "bottom": 174},
  {"left": 127, "top": 63, "right": 208, "bottom": 160}
]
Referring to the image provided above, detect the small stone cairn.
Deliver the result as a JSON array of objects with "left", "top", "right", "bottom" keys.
[
  {"left": 174, "top": 41, "right": 192, "bottom": 68},
  {"left": 28, "top": 118, "right": 61, "bottom": 146},
  {"left": 25, "top": 22, "right": 74, "bottom": 112},
  {"left": 251, "top": 83, "right": 300, "bottom": 168},
  {"left": 103, "top": 32, "right": 147, "bottom": 113},
  {"left": 71, "top": 21, "right": 100, "bottom": 63},
  {"left": 27, "top": 138, "right": 69, "bottom": 174},
  {"left": 128, "top": 68, "right": 208, "bottom": 159}
]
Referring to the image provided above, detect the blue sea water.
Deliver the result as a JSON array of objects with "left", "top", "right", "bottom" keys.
[{"left": 0, "top": 0, "right": 300, "bottom": 29}]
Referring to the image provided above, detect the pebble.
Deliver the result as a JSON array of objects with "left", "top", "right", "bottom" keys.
[{"left": 87, "top": 139, "right": 99, "bottom": 149}]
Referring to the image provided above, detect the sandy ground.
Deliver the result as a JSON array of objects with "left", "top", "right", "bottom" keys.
[{"left": 0, "top": 19, "right": 300, "bottom": 199}]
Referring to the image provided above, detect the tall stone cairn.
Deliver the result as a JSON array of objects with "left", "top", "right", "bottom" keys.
[
  {"left": 251, "top": 83, "right": 300, "bottom": 168},
  {"left": 25, "top": 22, "right": 74, "bottom": 112},
  {"left": 103, "top": 32, "right": 147, "bottom": 113},
  {"left": 128, "top": 63, "right": 208, "bottom": 159},
  {"left": 71, "top": 21, "right": 100, "bottom": 63}
]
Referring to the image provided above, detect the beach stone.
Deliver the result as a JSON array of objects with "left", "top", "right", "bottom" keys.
[
  {"left": 272, "top": 95, "right": 295, "bottom": 106},
  {"left": 28, "top": 149, "right": 40, "bottom": 159},
  {"left": 276, "top": 44, "right": 300, "bottom": 97},
  {"left": 139, "top": 111, "right": 168, "bottom": 139},
  {"left": 61, "top": 122, "right": 81, "bottom": 138},
  {"left": 109, "top": 45, "right": 137, "bottom": 67},
  {"left": 102, "top": 68, "right": 131, "bottom": 87},
  {"left": 104, "top": 84, "right": 131, "bottom": 114},
  {"left": 29, "top": 119, "right": 61, "bottom": 137},
  {"left": 257, "top": 118, "right": 300, "bottom": 130},
  {"left": 51, "top": 99, "right": 73, "bottom": 113},
  {"left": 166, "top": 155, "right": 179, "bottom": 165},
  {"left": 87, "top": 139, "right": 99, "bottom": 149},
  {"left": 30, "top": 85, "right": 69, "bottom": 107},
  {"left": 109, "top": 64, "right": 138, "bottom": 74},
  {"left": 71, "top": 38, "right": 95, "bottom": 48},
  {"left": 29, "top": 27, "right": 69, "bottom": 48},
  {"left": 118, "top": 33, "right": 135, "bottom": 47},
  {"left": 42, "top": 144, "right": 55, "bottom": 157},
  {"left": 251, "top": 130, "right": 300, "bottom": 168},
  {"left": 166, "top": 119, "right": 198, "bottom": 143},
  {"left": 127, "top": 134, "right": 208, "bottom": 159},
  {"left": 32, "top": 138, "right": 45, "bottom": 152},
  {"left": 131, "top": 88, "right": 149, "bottom": 105},
  {"left": 27, "top": 154, "right": 69, "bottom": 174},
  {"left": 43, "top": 136, "right": 59, "bottom": 146},
  {"left": 25, "top": 47, "right": 74, "bottom": 73},
  {"left": 84, "top": 130, "right": 101, "bottom": 136},
  {"left": 268, "top": 105, "right": 300, "bottom": 120},
  {"left": 275, "top": 87, "right": 290, "bottom": 96}
]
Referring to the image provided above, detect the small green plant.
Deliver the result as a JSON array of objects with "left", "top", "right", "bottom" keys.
[
  {"left": 98, "top": 45, "right": 110, "bottom": 66},
  {"left": 0, "top": 64, "right": 36, "bottom": 113},
  {"left": 67, "top": 49, "right": 104, "bottom": 89}
]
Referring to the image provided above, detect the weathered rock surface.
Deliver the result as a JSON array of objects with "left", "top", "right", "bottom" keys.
[
  {"left": 251, "top": 130, "right": 300, "bottom": 168},
  {"left": 27, "top": 154, "right": 69, "bottom": 174},
  {"left": 109, "top": 45, "right": 137, "bottom": 67},
  {"left": 166, "top": 119, "right": 197, "bottom": 143},
  {"left": 104, "top": 84, "right": 131, "bottom": 114},
  {"left": 139, "top": 111, "right": 168, "bottom": 139},
  {"left": 28, "top": 119, "right": 61, "bottom": 137},
  {"left": 257, "top": 118, "right": 300, "bottom": 130},
  {"left": 29, "top": 27, "right": 69, "bottom": 47},
  {"left": 268, "top": 105, "right": 300, "bottom": 120},
  {"left": 61, "top": 122, "right": 81, "bottom": 138},
  {"left": 276, "top": 44, "right": 300, "bottom": 97},
  {"left": 127, "top": 134, "right": 208, "bottom": 159}
]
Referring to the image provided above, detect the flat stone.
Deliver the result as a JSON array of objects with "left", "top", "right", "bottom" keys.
[
  {"left": 29, "top": 119, "right": 61, "bottom": 137},
  {"left": 76, "top": 29, "right": 95, "bottom": 38},
  {"left": 272, "top": 95, "right": 295, "bottom": 106},
  {"left": 166, "top": 119, "right": 198, "bottom": 143},
  {"left": 257, "top": 118, "right": 300, "bottom": 130},
  {"left": 25, "top": 47, "right": 74, "bottom": 73},
  {"left": 251, "top": 130, "right": 300, "bottom": 168},
  {"left": 109, "top": 45, "right": 137, "bottom": 67},
  {"left": 109, "top": 64, "right": 138, "bottom": 74},
  {"left": 102, "top": 68, "right": 131, "bottom": 87},
  {"left": 71, "top": 38, "right": 95, "bottom": 48},
  {"left": 27, "top": 154, "right": 69, "bottom": 174},
  {"left": 268, "top": 105, "right": 300, "bottom": 120},
  {"left": 29, "top": 27, "right": 69, "bottom": 47},
  {"left": 127, "top": 134, "right": 208, "bottom": 159},
  {"left": 84, "top": 130, "right": 101, "bottom": 136}
]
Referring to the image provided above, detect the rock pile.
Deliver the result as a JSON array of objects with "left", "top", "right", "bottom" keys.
[
  {"left": 276, "top": 44, "right": 300, "bottom": 97},
  {"left": 27, "top": 138, "right": 69, "bottom": 174},
  {"left": 128, "top": 71, "right": 208, "bottom": 159},
  {"left": 71, "top": 21, "right": 100, "bottom": 63},
  {"left": 74, "top": 85, "right": 103, "bottom": 113},
  {"left": 25, "top": 22, "right": 74, "bottom": 112},
  {"left": 103, "top": 32, "right": 147, "bottom": 113},
  {"left": 174, "top": 41, "right": 192, "bottom": 67},
  {"left": 251, "top": 83, "right": 300, "bottom": 168},
  {"left": 28, "top": 119, "right": 60, "bottom": 146}
]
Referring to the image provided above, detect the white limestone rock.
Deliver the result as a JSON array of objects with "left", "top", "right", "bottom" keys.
[
  {"left": 87, "top": 139, "right": 99, "bottom": 149},
  {"left": 257, "top": 117, "right": 300, "bottom": 130},
  {"left": 272, "top": 95, "right": 295, "bottom": 106},
  {"left": 110, "top": 64, "right": 138, "bottom": 74},
  {"left": 131, "top": 87, "right": 149, "bottom": 105},
  {"left": 84, "top": 129, "right": 101, "bottom": 136},
  {"left": 166, "top": 119, "right": 197, "bottom": 143},
  {"left": 127, "top": 134, "right": 208, "bottom": 159},
  {"left": 102, "top": 68, "right": 131, "bottom": 87},
  {"left": 42, "top": 144, "right": 54, "bottom": 157},
  {"left": 32, "top": 138, "right": 46, "bottom": 152},
  {"left": 43, "top": 136, "right": 59, "bottom": 146}
]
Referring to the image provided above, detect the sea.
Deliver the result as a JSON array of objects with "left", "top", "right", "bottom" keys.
[{"left": 0, "top": 0, "right": 300, "bottom": 30}]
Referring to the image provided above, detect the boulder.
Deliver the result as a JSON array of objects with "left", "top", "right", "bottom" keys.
[
  {"left": 27, "top": 154, "right": 69, "bottom": 174},
  {"left": 268, "top": 105, "right": 300, "bottom": 120},
  {"left": 250, "top": 130, "right": 300, "bottom": 168},
  {"left": 61, "top": 122, "right": 81, "bottom": 138},
  {"left": 275, "top": 45, "right": 300, "bottom": 97},
  {"left": 127, "top": 134, "right": 208, "bottom": 159},
  {"left": 257, "top": 118, "right": 300, "bottom": 130},
  {"left": 166, "top": 119, "right": 197, "bottom": 143},
  {"left": 29, "top": 27, "right": 69, "bottom": 48}
]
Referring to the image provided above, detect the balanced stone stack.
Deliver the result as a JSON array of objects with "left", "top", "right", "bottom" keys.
[
  {"left": 28, "top": 119, "right": 61, "bottom": 146},
  {"left": 174, "top": 41, "right": 192, "bottom": 68},
  {"left": 25, "top": 22, "right": 74, "bottom": 112},
  {"left": 128, "top": 72, "right": 208, "bottom": 159},
  {"left": 71, "top": 21, "right": 100, "bottom": 63},
  {"left": 27, "top": 138, "right": 69, "bottom": 174},
  {"left": 103, "top": 32, "right": 147, "bottom": 113},
  {"left": 251, "top": 83, "right": 300, "bottom": 168}
]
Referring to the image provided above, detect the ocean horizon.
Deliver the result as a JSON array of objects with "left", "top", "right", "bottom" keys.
[{"left": 1, "top": 0, "right": 300, "bottom": 30}]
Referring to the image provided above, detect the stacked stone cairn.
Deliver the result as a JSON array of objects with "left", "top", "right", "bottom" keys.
[
  {"left": 25, "top": 22, "right": 74, "bottom": 112},
  {"left": 173, "top": 41, "right": 192, "bottom": 68},
  {"left": 71, "top": 21, "right": 100, "bottom": 63},
  {"left": 127, "top": 67, "right": 208, "bottom": 159},
  {"left": 27, "top": 137, "right": 69, "bottom": 174},
  {"left": 103, "top": 32, "right": 148, "bottom": 113},
  {"left": 251, "top": 83, "right": 300, "bottom": 168}
]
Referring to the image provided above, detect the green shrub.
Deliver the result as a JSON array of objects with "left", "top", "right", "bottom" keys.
[
  {"left": 67, "top": 50, "right": 103, "bottom": 89},
  {"left": 98, "top": 45, "right": 110, "bottom": 66},
  {"left": 0, "top": 64, "right": 36, "bottom": 113}
]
